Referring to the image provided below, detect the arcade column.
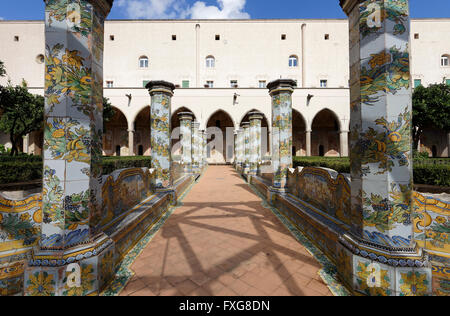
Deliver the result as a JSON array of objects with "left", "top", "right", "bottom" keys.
[
  {"left": 249, "top": 112, "right": 264, "bottom": 175},
  {"left": 178, "top": 112, "right": 194, "bottom": 172},
  {"left": 267, "top": 79, "right": 296, "bottom": 193},
  {"left": 339, "top": 0, "right": 431, "bottom": 296},
  {"left": 191, "top": 121, "right": 200, "bottom": 173},
  {"left": 147, "top": 81, "right": 176, "bottom": 191},
  {"left": 242, "top": 122, "right": 250, "bottom": 173},
  {"left": 24, "top": 0, "right": 115, "bottom": 296}
]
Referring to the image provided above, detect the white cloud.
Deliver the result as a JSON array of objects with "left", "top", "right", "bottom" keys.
[
  {"left": 117, "top": 0, "right": 250, "bottom": 19},
  {"left": 0, "top": 17, "right": 4, "bottom": 20},
  {"left": 190, "top": 0, "right": 250, "bottom": 19}
]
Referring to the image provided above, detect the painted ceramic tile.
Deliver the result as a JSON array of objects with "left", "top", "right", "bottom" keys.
[
  {"left": 396, "top": 267, "right": 431, "bottom": 296},
  {"left": 353, "top": 255, "right": 394, "bottom": 296}
]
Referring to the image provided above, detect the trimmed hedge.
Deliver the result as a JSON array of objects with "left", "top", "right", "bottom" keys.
[
  {"left": 414, "top": 164, "right": 450, "bottom": 187},
  {"left": 0, "top": 161, "right": 43, "bottom": 185},
  {"left": 102, "top": 156, "right": 152, "bottom": 175},
  {"left": 293, "top": 156, "right": 450, "bottom": 187},
  {"left": 0, "top": 156, "right": 152, "bottom": 185}
]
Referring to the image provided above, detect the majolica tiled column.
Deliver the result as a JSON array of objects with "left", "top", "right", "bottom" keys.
[
  {"left": 191, "top": 121, "right": 200, "bottom": 173},
  {"left": 242, "top": 122, "right": 250, "bottom": 173},
  {"left": 235, "top": 129, "right": 242, "bottom": 167},
  {"left": 178, "top": 112, "right": 194, "bottom": 172},
  {"left": 147, "top": 81, "right": 176, "bottom": 190},
  {"left": 268, "top": 79, "right": 296, "bottom": 192},
  {"left": 24, "top": 0, "right": 115, "bottom": 296},
  {"left": 339, "top": 0, "right": 431, "bottom": 296},
  {"left": 202, "top": 130, "right": 207, "bottom": 167},
  {"left": 249, "top": 112, "right": 263, "bottom": 175}
]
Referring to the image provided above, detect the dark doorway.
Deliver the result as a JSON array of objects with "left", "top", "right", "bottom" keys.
[
  {"left": 319, "top": 145, "right": 325, "bottom": 157},
  {"left": 138, "top": 145, "right": 144, "bottom": 156},
  {"left": 116, "top": 145, "right": 121, "bottom": 156}
]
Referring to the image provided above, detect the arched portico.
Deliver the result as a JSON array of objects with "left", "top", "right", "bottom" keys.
[
  {"left": 206, "top": 110, "right": 235, "bottom": 164},
  {"left": 292, "top": 109, "right": 307, "bottom": 157},
  {"left": 311, "top": 108, "right": 341, "bottom": 157},
  {"left": 103, "top": 106, "right": 129, "bottom": 156},
  {"left": 240, "top": 110, "right": 270, "bottom": 158}
]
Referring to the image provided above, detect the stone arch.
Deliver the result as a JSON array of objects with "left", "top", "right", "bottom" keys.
[
  {"left": 311, "top": 108, "right": 341, "bottom": 157},
  {"left": 206, "top": 110, "right": 235, "bottom": 164},
  {"left": 134, "top": 106, "right": 151, "bottom": 156},
  {"left": 292, "top": 109, "right": 307, "bottom": 157},
  {"left": 103, "top": 106, "right": 129, "bottom": 156}
]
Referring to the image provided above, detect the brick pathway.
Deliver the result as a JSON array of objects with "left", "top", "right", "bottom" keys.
[{"left": 120, "top": 166, "right": 332, "bottom": 296}]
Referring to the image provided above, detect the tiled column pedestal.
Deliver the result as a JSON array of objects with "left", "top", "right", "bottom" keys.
[
  {"left": 267, "top": 79, "right": 296, "bottom": 196},
  {"left": 338, "top": 0, "right": 431, "bottom": 296},
  {"left": 249, "top": 112, "right": 264, "bottom": 175},
  {"left": 191, "top": 121, "right": 200, "bottom": 173},
  {"left": 24, "top": 0, "right": 115, "bottom": 296},
  {"left": 242, "top": 122, "right": 251, "bottom": 174},
  {"left": 147, "top": 81, "right": 176, "bottom": 197},
  {"left": 178, "top": 112, "right": 194, "bottom": 173}
]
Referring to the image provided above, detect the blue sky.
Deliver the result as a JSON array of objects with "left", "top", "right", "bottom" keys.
[{"left": 0, "top": 0, "right": 449, "bottom": 20}]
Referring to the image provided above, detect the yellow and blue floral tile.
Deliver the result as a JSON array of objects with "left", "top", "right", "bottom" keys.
[
  {"left": 396, "top": 267, "right": 432, "bottom": 296},
  {"left": 353, "top": 255, "right": 395, "bottom": 296}
]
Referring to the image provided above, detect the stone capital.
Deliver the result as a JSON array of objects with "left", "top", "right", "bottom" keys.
[
  {"left": 146, "top": 80, "right": 176, "bottom": 96},
  {"left": 178, "top": 112, "right": 194, "bottom": 121},
  {"left": 267, "top": 79, "right": 297, "bottom": 95}
]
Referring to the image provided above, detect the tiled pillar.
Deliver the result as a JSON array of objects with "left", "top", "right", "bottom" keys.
[
  {"left": 178, "top": 112, "right": 194, "bottom": 172},
  {"left": 242, "top": 122, "right": 250, "bottom": 173},
  {"left": 24, "top": 0, "right": 115, "bottom": 296},
  {"left": 339, "top": 0, "right": 431, "bottom": 296},
  {"left": 249, "top": 112, "right": 264, "bottom": 174},
  {"left": 128, "top": 129, "right": 135, "bottom": 156},
  {"left": 236, "top": 129, "right": 243, "bottom": 167},
  {"left": 306, "top": 130, "right": 312, "bottom": 157},
  {"left": 340, "top": 130, "right": 349, "bottom": 157},
  {"left": 202, "top": 130, "right": 207, "bottom": 167},
  {"left": 268, "top": 79, "right": 296, "bottom": 191},
  {"left": 191, "top": 121, "right": 200, "bottom": 172},
  {"left": 147, "top": 81, "right": 175, "bottom": 190}
]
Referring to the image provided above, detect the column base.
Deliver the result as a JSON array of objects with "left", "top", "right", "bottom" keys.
[
  {"left": 337, "top": 234, "right": 432, "bottom": 296},
  {"left": 24, "top": 233, "right": 115, "bottom": 296}
]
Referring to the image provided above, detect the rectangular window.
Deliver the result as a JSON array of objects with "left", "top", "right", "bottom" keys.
[
  {"left": 143, "top": 80, "right": 150, "bottom": 88},
  {"left": 446, "top": 79, "right": 450, "bottom": 86},
  {"left": 206, "top": 81, "right": 214, "bottom": 88},
  {"left": 106, "top": 81, "right": 114, "bottom": 88},
  {"left": 414, "top": 33, "right": 419, "bottom": 39},
  {"left": 14, "top": 36, "right": 19, "bottom": 42},
  {"left": 324, "top": 34, "right": 330, "bottom": 40},
  {"left": 215, "top": 35, "right": 220, "bottom": 41},
  {"left": 281, "top": 34, "right": 286, "bottom": 40},
  {"left": 259, "top": 80, "right": 267, "bottom": 88},
  {"left": 172, "top": 35, "right": 177, "bottom": 41},
  {"left": 320, "top": 80, "right": 328, "bottom": 88},
  {"left": 182, "top": 80, "right": 190, "bottom": 88},
  {"left": 110, "top": 35, "right": 115, "bottom": 41},
  {"left": 414, "top": 79, "right": 422, "bottom": 88},
  {"left": 230, "top": 80, "right": 238, "bottom": 88}
]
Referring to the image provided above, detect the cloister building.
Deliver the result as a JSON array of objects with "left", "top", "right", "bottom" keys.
[{"left": 1, "top": 18, "right": 450, "bottom": 163}]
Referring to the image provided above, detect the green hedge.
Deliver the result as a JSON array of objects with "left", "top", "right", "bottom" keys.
[
  {"left": 0, "top": 161, "right": 43, "bottom": 185},
  {"left": 0, "top": 156, "right": 152, "bottom": 185},
  {"left": 102, "top": 156, "right": 152, "bottom": 175},
  {"left": 293, "top": 157, "right": 450, "bottom": 187},
  {"left": 293, "top": 157, "right": 350, "bottom": 173},
  {"left": 414, "top": 164, "right": 450, "bottom": 187}
]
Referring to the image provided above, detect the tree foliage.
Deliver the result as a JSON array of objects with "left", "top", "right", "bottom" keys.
[
  {"left": 0, "top": 60, "right": 6, "bottom": 77},
  {"left": 412, "top": 83, "right": 450, "bottom": 150},
  {"left": 0, "top": 85, "right": 44, "bottom": 156},
  {"left": 103, "top": 97, "right": 115, "bottom": 131}
]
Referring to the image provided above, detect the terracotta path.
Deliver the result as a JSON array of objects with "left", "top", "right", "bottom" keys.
[{"left": 120, "top": 166, "right": 332, "bottom": 296}]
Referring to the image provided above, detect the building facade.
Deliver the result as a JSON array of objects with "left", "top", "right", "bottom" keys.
[{"left": 1, "top": 18, "right": 449, "bottom": 162}]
